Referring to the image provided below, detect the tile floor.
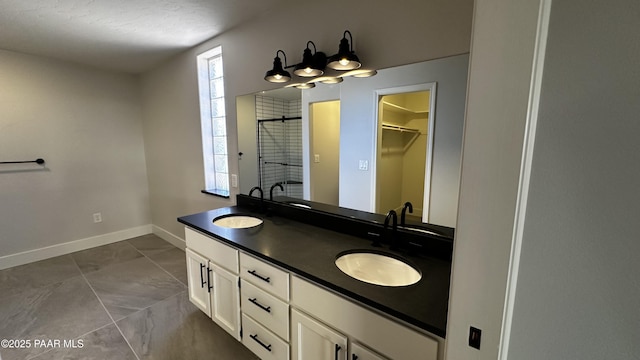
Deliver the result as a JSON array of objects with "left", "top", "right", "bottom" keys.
[{"left": 0, "top": 234, "right": 258, "bottom": 360}]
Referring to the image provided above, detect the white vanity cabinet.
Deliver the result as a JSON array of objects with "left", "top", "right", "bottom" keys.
[
  {"left": 184, "top": 225, "right": 441, "bottom": 360},
  {"left": 350, "top": 343, "right": 388, "bottom": 360},
  {"left": 185, "top": 228, "right": 241, "bottom": 340},
  {"left": 239, "top": 252, "right": 291, "bottom": 360},
  {"left": 291, "top": 276, "right": 439, "bottom": 360},
  {"left": 291, "top": 308, "right": 348, "bottom": 360}
]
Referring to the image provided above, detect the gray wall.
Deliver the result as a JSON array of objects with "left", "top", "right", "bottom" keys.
[
  {"left": 0, "top": 50, "right": 151, "bottom": 268},
  {"left": 507, "top": 0, "right": 640, "bottom": 358},
  {"left": 140, "top": 0, "right": 473, "bottom": 240},
  {"left": 448, "top": 0, "right": 640, "bottom": 358}
]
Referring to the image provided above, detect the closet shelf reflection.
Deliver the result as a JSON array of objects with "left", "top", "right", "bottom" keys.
[{"left": 381, "top": 123, "right": 422, "bottom": 153}]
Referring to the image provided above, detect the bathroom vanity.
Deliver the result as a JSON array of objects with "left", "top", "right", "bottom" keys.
[{"left": 178, "top": 196, "right": 452, "bottom": 360}]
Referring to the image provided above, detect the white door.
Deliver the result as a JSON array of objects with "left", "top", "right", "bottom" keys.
[
  {"left": 209, "top": 261, "right": 241, "bottom": 340},
  {"left": 350, "top": 342, "right": 388, "bottom": 360},
  {"left": 291, "top": 309, "right": 347, "bottom": 360},
  {"left": 186, "top": 248, "right": 211, "bottom": 316}
]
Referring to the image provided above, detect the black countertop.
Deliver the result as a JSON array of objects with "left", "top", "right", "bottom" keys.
[{"left": 178, "top": 206, "right": 451, "bottom": 338}]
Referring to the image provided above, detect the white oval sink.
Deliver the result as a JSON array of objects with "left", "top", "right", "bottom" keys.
[
  {"left": 335, "top": 251, "right": 421, "bottom": 287},
  {"left": 213, "top": 215, "right": 263, "bottom": 229}
]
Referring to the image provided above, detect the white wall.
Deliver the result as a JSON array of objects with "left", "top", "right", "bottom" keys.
[
  {"left": 140, "top": 0, "right": 473, "bottom": 239},
  {"left": 506, "top": 0, "right": 640, "bottom": 358},
  {"left": 339, "top": 55, "right": 469, "bottom": 228},
  {"left": 445, "top": 0, "right": 543, "bottom": 358},
  {"left": 0, "top": 50, "right": 151, "bottom": 268}
]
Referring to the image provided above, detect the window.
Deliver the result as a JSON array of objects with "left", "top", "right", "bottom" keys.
[{"left": 197, "top": 46, "right": 229, "bottom": 197}]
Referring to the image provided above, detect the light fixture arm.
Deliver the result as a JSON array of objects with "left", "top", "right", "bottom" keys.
[
  {"left": 276, "top": 49, "right": 288, "bottom": 67},
  {"left": 343, "top": 31, "right": 353, "bottom": 52},
  {"left": 307, "top": 41, "right": 316, "bottom": 54}
]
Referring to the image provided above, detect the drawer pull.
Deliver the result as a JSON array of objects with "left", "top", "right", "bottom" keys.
[
  {"left": 248, "top": 297, "right": 271, "bottom": 313},
  {"left": 248, "top": 269, "right": 271, "bottom": 283},
  {"left": 249, "top": 333, "right": 272, "bottom": 352},
  {"left": 199, "top": 263, "right": 206, "bottom": 288},
  {"left": 207, "top": 267, "right": 213, "bottom": 293},
  {"left": 335, "top": 344, "right": 341, "bottom": 360}
]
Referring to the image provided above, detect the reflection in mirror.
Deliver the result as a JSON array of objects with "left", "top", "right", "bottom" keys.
[
  {"left": 237, "top": 54, "right": 469, "bottom": 229},
  {"left": 309, "top": 100, "right": 340, "bottom": 206},
  {"left": 375, "top": 84, "right": 436, "bottom": 223},
  {"left": 237, "top": 88, "right": 303, "bottom": 200}
]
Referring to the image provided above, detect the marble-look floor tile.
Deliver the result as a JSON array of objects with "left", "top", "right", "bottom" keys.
[
  {"left": 117, "top": 291, "right": 258, "bottom": 360},
  {"left": 30, "top": 323, "right": 137, "bottom": 360},
  {"left": 127, "top": 234, "right": 175, "bottom": 257},
  {"left": 147, "top": 248, "right": 187, "bottom": 285},
  {"left": 84, "top": 257, "right": 185, "bottom": 321},
  {"left": 0, "top": 255, "right": 81, "bottom": 301},
  {"left": 72, "top": 241, "right": 143, "bottom": 274},
  {"left": 0, "top": 276, "right": 112, "bottom": 360}
]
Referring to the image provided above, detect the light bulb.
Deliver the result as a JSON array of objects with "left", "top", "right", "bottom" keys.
[
  {"left": 339, "top": 58, "right": 350, "bottom": 66},
  {"left": 274, "top": 74, "right": 282, "bottom": 80},
  {"left": 304, "top": 67, "right": 313, "bottom": 74}
]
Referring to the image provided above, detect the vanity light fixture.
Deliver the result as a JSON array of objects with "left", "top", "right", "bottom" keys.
[
  {"left": 293, "top": 41, "right": 326, "bottom": 77},
  {"left": 284, "top": 82, "right": 316, "bottom": 89},
  {"left": 342, "top": 69, "right": 377, "bottom": 78},
  {"left": 326, "top": 30, "right": 362, "bottom": 71},
  {"left": 264, "top": 50, "right": 291, "bottom": 83},
  {"left": 265, "top": 31, "right": 372, "bottom": 87},
  {"left": 295, "top": 82, "right": 316, "bottom": 89},
  {"left": 318, "top": 76, "right": 343, "bottom": 84}
]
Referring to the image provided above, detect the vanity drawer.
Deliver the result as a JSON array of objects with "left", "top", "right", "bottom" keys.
[
  {"left": 241, "top": 279, "right": 289, "bottom": 341},
  {"left": 185, "top": 227, "right": 238, "bottom": 274},
  {"left": 242, "top": 313, "right": 290, "bottom": 360},
  {"left": 240, "top": 252, "right": 289, "bottom": 301}
]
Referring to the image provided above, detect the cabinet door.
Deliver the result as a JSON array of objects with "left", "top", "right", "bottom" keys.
[
  {"left": 186, "top": 248, "right": 211, "bottom": 317},
  {"left": 209, "top": 262, "right": 241, "bottom": 340},
  {"left": 291, "top": 309, "right": 347, "bottom": 360},
  {"left": 350, "top": 343, "right": 388, "bottom": 360}
]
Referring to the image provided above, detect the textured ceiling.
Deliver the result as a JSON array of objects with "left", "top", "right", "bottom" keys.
[{"left": 0, "top": 0, "right": 285, "bottom": 73}]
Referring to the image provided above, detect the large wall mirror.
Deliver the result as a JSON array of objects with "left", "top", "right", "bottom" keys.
[{"left": 236, "top": 54, "right": 469, "bottom": 229}]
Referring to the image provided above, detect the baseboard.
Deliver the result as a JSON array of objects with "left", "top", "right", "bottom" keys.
[
  {"left": 0, "top": 225, "right": 152, "bottom": 271},
  {"left": 152, "top": 225, "right": 186, "bottom": 250}
]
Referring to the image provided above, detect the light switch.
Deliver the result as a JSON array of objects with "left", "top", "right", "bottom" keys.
[
  {"left": 314, "top": 154, "right": 320, "bottom": 163},
  {"left": 231, "top": 174, "right": 238, "bottom": 188},
  {"left": 469, "top": 326, "right": 481, "bottom": 350},
  {"left": 358, "top": 160, "right": 368, "bottom": 171}
]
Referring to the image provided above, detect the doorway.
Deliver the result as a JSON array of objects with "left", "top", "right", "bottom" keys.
[
  {"left": 374, "top": 84, "right": 436, "bottom": 222},
  {"left": 309, "top": 100, "right": 340, "bottom": 206}
]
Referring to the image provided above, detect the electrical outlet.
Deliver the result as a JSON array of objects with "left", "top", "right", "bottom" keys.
[
  {"left": 231, "top": 174, "right": 238, "bottom": 188},
  {"left": 314, "top": 154, "right": 320, "bottom": 163},
  {"left": 93, "top": 213, "right": 102, "bottom": 223},
  {"left": 469, "top": 326, "right": 482, "bottom": 350}
]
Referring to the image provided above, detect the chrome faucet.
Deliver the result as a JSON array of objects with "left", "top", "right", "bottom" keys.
[
  {"left": 400, "top": 201, "right": 413, "bottom": 226},
  {"left": 384, "top": 210, "right": 398, "bottom": 250},
  {"left": 269, "top": 182, "right": 284, "bottom": 200}
]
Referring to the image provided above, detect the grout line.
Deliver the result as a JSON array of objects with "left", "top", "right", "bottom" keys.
[
  {"left": 143, "top": 250, "right": 188, "bottom": 287},
  {"left": 70, "top": 254, "right": 142, "bottom": 360},
  {"left": 126, "top": 237, "right": 187, "bottom": 287}
]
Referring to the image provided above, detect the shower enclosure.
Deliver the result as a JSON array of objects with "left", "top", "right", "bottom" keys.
[{"left": 256, "top": 95, "right": 303, "bottom": 199}]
